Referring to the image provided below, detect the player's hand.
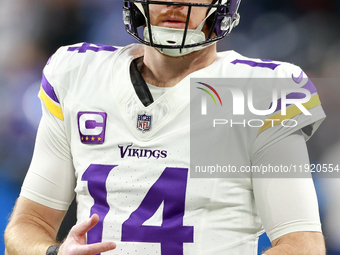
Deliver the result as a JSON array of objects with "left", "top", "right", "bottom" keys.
[{"left": 58, "top": 214, "right": 116, "bottom": 255}]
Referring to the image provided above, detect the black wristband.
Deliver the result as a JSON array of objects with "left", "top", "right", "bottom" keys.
[{"left": 46, "top": 245, "right": 60, "bottom": 255}]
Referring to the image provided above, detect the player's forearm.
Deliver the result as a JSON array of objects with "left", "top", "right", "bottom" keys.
[
  {"left": 262, "top": 232, "right": 325, "bottom": 255},
  {"left": 263, "top": 244, "right": 325, "bottom": 255},
  {"left": 5, "top": 197, "right": 65, "bottom": 255},
  {"left": 5, "top": 219, "right": 59, "bottom": 255}
]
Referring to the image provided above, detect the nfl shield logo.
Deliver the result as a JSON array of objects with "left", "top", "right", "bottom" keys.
[{"left": 137, "top": 114, "right": 152, "bottom": 132}]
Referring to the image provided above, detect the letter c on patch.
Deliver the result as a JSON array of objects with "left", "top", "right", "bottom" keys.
[{"left": 79, "top": 113, "right": 104, "bottom": 135}]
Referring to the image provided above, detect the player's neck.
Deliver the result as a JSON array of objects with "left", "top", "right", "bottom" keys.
[{"left": 141, "top": 44, "right": 217, "bottom": 87}]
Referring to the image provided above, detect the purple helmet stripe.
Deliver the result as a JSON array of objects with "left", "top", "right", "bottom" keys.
[{"left": 42, "top": 73, "right": 60, "bottom": 104}]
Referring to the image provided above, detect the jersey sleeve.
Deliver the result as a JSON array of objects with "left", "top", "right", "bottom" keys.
[
  {"left": 251, "top": 65, "right": 326, "bottom": 158},
  {"left": 252, "top": 130, "right": 322, "bottom": 241},
  {"left": 250, "top": 65, "right": 324, "bottom": 239},
  {"left": 21, "top": 43, "right": 123, "bottom": 210},
  {"left": 20, "top": 49, "right": 76, "bottom": 210}
]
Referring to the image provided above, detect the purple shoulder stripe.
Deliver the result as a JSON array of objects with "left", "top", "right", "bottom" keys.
[
  {"left": 231, "top": 59, "right": 280, "bottom": 70},
  {"left": 270, "top": 78, "right": 318, "bottom": 113},
  {"left": 301, "top": 78, "right": 317, "bottom": 94},
  {"left": 42, "top": 73, "right": 60, "bottom": 104},
  {"left": 67, "top": 43, "right": 117, "bottom": 53}
]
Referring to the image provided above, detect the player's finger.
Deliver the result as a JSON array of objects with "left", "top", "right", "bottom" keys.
[
  {"left": 79, "top": 241, "right": 116, "bottom": 255},
  {"left": 71, "top": 214, "right": 100, "bottom": 237}
]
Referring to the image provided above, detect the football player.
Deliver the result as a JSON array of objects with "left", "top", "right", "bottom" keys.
[{"left": 5, "top": 0, "right": 326, "bottom": 254}]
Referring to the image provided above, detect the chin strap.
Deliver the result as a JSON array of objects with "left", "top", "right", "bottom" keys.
[{"left": 143, "top": 25, "right": 215, "bottom": 57}]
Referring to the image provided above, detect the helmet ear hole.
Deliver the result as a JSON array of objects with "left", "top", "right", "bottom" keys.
[
  {"left": 205, "top": 6, "right": 228, "bottom": 38},
  {"left": 220, "top": 16, "right": 231, "bottom": 31}
]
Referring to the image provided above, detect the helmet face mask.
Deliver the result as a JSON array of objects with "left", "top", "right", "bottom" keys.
[{"left": 123, "top": 0, "right": 241, "bottom": 56}]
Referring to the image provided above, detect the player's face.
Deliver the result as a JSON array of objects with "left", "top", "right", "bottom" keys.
[{"left": 148, "top": 0, "right": 212, "bottom": 30}]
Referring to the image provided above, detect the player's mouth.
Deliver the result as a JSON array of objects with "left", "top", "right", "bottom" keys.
[{"left": 162, "top": 17, "right": 187, "bottom": 29}]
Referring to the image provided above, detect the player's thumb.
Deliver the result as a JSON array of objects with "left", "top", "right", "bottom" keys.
[{"left": 71, "top": 214, "right": 100, "bottom": 237}]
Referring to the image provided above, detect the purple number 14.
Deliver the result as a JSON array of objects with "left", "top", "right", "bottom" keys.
[{"left": 82, "top": 165, "right": 194, "bottom": 255}]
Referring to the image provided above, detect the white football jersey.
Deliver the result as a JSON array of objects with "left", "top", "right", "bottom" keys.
[{"left": 21, "top": 43, "right": 325, "bottom": 255}]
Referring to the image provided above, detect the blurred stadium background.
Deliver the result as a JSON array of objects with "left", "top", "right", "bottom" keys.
[{"left": 1, "top": 0, "right": 340, "bottom": 254}]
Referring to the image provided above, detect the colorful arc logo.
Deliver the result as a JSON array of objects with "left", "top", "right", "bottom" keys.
[{"left": 196, "top": 82, "right": 223, "bottom": 106}]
